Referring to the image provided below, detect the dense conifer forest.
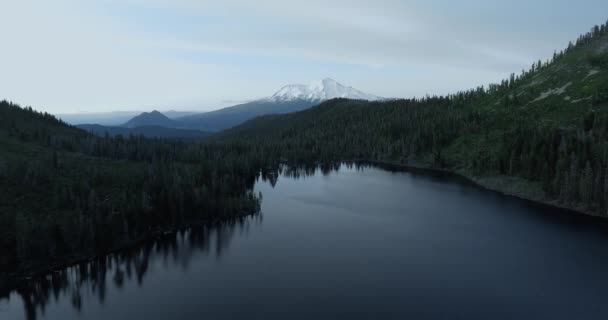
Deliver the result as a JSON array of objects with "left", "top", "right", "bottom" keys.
[
  {"left": 1, "top": 20, "right": 608, "bottom": 289},
  {"left": 0, "top": 102, "right": 264, "bottom": 285}
]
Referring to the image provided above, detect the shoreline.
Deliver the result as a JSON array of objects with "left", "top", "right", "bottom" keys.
[{"left": 363, "top": 159, "right": 603, "bottom": 219}]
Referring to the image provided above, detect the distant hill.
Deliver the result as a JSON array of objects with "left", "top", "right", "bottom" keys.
[
  {"left": 176, "top": 100, "right": 315, "bottom": 132},
  {"left": 122, "top": 110, "right": 178, "bottom": 128},
  {"left": 163, "top": 110, "right": 198, "bottom": 119},
  {"left": 77, "top": 124, "right": 211, "bottom": 139}
]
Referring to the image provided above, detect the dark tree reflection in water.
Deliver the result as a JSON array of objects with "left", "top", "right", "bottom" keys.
[{"left": 3, "top": 215, "right": 262, "bottom": 320}]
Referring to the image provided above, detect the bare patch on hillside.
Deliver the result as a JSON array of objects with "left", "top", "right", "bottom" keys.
[
  {"left": 571, "top": 96, "right": 592, "bottom": 104},
  {"left": 598, "top": 40, "right": 608, "bottom": 54},
  {"left": 533, "top": 82, "right": 572, "bottom": 102},
  {"left": 583, "top": 69, "right": 600, "bottom": 80},
  {"left": 524, "top": 77, "right": 546, "bottom": 88}
]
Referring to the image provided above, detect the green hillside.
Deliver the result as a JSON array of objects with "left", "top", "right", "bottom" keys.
[{"left": 217, "top": 21, "right": 608, "bottom": 216}]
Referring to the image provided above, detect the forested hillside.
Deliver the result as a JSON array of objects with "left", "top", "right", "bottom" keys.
[
  {"left": 0, "top": 101, "right": 263, "bottom": 286},
  {"left": 217, "top": 21, "right": 608, "bottom": 216}
]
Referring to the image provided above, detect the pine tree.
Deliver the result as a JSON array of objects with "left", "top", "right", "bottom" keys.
[
  {"left": 568, "top": 153, "right": 579, "bottom": 202},
  {"left": 604, "top": 166, "right": 608, "bottom": 214},
  {"left": 580, "top": 161, "right": 593, "bottom": 207}
]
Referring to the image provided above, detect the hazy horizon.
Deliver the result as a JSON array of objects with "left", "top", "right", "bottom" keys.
[{"left": 1, "top": 0, "right": 607, "bottom": 114}]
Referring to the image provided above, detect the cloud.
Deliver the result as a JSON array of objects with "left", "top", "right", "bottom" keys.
[
  {"left": 105, "top": 0, "right": 532, "bottom": 70},
  {"left": 0, "top": 1, "right": 249, "bottom": 112}
]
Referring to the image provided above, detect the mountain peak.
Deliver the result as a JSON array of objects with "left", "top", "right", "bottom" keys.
[
  {"left": 122, "top": 110, "right": 176, "bottom": 128},
  {"left": 268, "top": 79, "right": 382, "bottom": 102}
]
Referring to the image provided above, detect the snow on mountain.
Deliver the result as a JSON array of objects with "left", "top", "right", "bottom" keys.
[{"left": 267, "top": 78, "right": 382, "bottom": 102}]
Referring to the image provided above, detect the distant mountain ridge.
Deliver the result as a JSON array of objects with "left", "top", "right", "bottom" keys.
[
  {"left": 174, "top": 78, "right": 383, "bottom": 132},
  {"left": 78, "top": 124, "right": 211, "bottom": 139},
  {"left": 58, "top": 110, "right": 198, "bottom": 126},
  {"left": 85, "top": 79, "right": 382, "bottom": 133},
  {"left": 174, "top": 100, "right": 315, "bottom": 132}
]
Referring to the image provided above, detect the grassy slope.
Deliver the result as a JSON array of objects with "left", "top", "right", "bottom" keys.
[{"left": 444, "top": 34, "right": 608, "bottom": 209}]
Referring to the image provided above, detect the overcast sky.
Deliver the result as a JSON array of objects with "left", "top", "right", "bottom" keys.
[{"left": 1, "top": 0, "right": 607, "bottom": 113}]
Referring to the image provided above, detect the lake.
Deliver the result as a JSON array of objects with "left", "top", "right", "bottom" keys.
[{"left": 2, "top": 163, "right": 608, "bottom": 319}]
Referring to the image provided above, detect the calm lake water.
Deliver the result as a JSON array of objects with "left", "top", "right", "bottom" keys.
[{"left": 2, "top": 164, "right": 608, "bottom": 319}]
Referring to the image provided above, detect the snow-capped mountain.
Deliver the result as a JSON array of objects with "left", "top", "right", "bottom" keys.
[
  {"left": 118, "top": 78, "right": 381, "bottom": 132},
  {"left": 268, "top": 78, "right": 382, "bottom": 102},
  {"left": 174, "top": 78, "right": 383, "bottom": 132}
]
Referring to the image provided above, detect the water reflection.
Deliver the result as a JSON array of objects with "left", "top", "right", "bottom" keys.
[
  {"left": 2, "top": 215, "right": 262, "bottom": 320},
  {"left": 261, "top": 161, "right": 471, "bottom": 183},
  {"left": 261, "top": 161, "right": 371, "bottom": 182}
]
